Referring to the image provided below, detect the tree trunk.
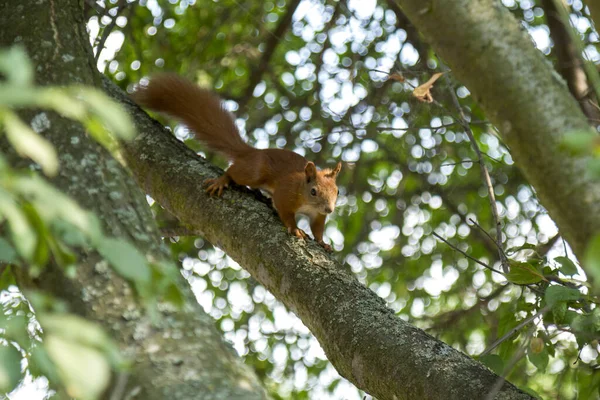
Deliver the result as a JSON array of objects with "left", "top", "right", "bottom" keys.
[
  {"left": 394, "top": 0, "right": 600, "bottom": 263},
  {"left": 0, "top": 1, "right": 268, "bottom": 399}
]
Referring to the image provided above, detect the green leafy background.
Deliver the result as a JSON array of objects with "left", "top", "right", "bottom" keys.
[{"left": 3, "top": 0, "right": 600, "bottom": 399}]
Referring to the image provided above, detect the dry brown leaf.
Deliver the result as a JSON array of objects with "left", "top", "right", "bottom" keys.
[
  {"left": 388, "top": 73, "right": 405, "bottom": 82},
  {"left": 413, "top": 72, "right": 445, "bottom": 103}
]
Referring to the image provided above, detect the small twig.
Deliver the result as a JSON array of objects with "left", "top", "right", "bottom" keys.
[
  {"left": 468, "top": 217, "right": 504, "bottom": 253},
  {"left": 481, "top": 152, "right": 503, "bottom": 164},
  {"left": 439, "top": 159, "right": 478, "bottom": 167},
  {"left": 485, "top": 347, "right": 526, "bottom": 400},
  {"left": 443, "top": 77, "right": 509, "bottom": 273},
  {"left": 484, "top": 323, "right": 537, "bottom": 400},
  {"left": 94, "top": 0, "right": 130, "bottom": 64},
  {"left": 544, "top": 274, "right": 581, "bottom": 290},
  {"left": 369, "top": 68, "right": 396, "bottom": 76},
  {"left": 574, "top": 346, "right": 584, "bottom": 365},
  {"left": 481, "top": 306, "right": 550, "bottom": 357},
  {"left": 85, "top": 0, "right": 106, "bottom": 14},
  {"left": 536, "top": 233, "right": 560, "bottom": 257},
  {"left": 432, "top": 232, "right": 503, "bottom": 274}
]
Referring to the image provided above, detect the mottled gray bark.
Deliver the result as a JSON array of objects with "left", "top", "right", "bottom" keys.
[
  {"left": 394, "top": 0, "right": 600, "bottom": 262},
  {"left": 0, "top": 1, "right": 268, "bottom": 399},
  {"left": 105, "top": 80, "right": 534, "bottom": 399}
]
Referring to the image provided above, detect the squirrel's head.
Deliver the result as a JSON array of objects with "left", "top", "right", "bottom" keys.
[{"left": 303, "top": 161, "right": 342, "bottom": 215}]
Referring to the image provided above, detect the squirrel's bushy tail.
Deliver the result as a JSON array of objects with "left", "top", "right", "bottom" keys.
[{"left": 133, "top": 73, "right": 253, "bottom": 160}]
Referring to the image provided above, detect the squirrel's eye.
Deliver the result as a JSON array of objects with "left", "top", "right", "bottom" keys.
[
  {"left": 310, "top": 188, "right": 317, "bottom": 196},
  {"left": 337, "top": 189, "right": 339, "bottom": 195}
]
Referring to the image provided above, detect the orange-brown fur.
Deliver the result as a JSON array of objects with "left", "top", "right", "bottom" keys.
[{"left": 133, "top": 73, "right": 341, "bottom": 250}]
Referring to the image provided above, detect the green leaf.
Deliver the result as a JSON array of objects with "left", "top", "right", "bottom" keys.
[
  {"left": 520, "top": 387, "right": 543, "bottom": 399},
  {"left": 83, "top": 117, "right": 121, "bottom": 158},
  {"left": 0, "top": 344, "right": 23, "bottom": 393},
  {"left": 505, "top": 262, "right": 545, "bottom": 285},
  {"left": 554, "top": 256, "right": 578, "bottom": 276},
  {"left": 586, "top": 158, "right": 600, "bottom": 179},
  {"left": 479, "top": 354, "right": 504, "bottom": 375},
  {"left": 29, "top": 347, "right": 60, "bottom": 382},
  {"left": 0, "top": 315, "right": 30, "bottom": 350},
  {"left": 164, "top": 283, "right": 185, "bottom": 308},
  {"left": 505, "top": 243, "right": 538, "bottom": 255},
  {"left": 0, "top": 190, "right": 36, "bottom": 261},
  {"left": 0, "top": 265, "right": 15, "bottom": 290},
  {"left": 0, "top": 237, "right": 17, "bottom": 263},
  {"left": 0, "top": 87, "right": 37, "bottom": 107},
  {"left": 570, "top": 311, "right": 600, "bottom": 347},
  {"left": 584, "top": 233, "right": 600, "bottom": 291},
  {"left": 21, "top": 203, "right": 51, "bottom": 269},
  {"left": 47, "top": 235, "right": 77, "bottom": 268},
  {"left": 37, "top": 313, "right": 125, "bottom": 379},
  {"left": 40, "top": 314, "right": 110, "bottom": 345},
  {"left": 545, "top": 285, "right": 583, "bottom": 307},
  {"left": 552, "top": 301, "right": 567, "bottom": 325},
  {"left": 74, "top": 87, "right": 135, "bottom": 140},
  {"left": 527, "top": 347, "right": 549, "bottom": 371},
  {"left": 561, "top": 130, "right": 597, "bottom": 155},
  {"left": 52, "top": 220, "right": 89, "bottom": 247},
  {"left": 2, "top": 110, "right": 58, "bottom": 176},
  {"left": 44, "top": 334, "right": 111, "bottom": 400},
  {"left": 0, "top": 46, "right": 33, "bottom": 86},
  {"left": 96, "top": 238, "right": 151, "bottom": 284},
  {"left": 37, "top": 88, "right": 87, "bottom": 120},
  {"left": 13, "top": 176, "right": 101, "bottom": 241}
]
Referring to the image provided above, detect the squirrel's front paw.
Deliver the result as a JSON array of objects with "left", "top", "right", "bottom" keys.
[
  {"left": 288, "top": 227, "right": 308, "bottom": 240},
  {"left": 317, "top": 240, "right": 332, "bottom": 252}
]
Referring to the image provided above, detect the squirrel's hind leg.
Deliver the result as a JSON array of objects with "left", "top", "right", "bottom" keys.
[
  {"left": 204, "top": 174, "right": 231, "bottom": 197},
  {"left": 205, "top": 151, "right": 267, "bottom": 196}
]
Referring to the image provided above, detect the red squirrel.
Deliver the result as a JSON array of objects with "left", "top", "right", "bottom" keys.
[{"left": 133, "top": 74, "right": 341, "bottom": 251}]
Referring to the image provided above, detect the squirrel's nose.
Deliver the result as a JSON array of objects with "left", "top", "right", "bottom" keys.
[{"left": 324, "top": 206, "right": 333, "bottom": 214}]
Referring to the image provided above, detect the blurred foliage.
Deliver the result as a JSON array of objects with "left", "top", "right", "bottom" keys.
[
  {"left": 0, "top": 47, "right": 183, "bottom": 399},
  {"left": 92, "top": 0, "right": 600, "bottom": 398},
  {"left": 3, "top": 0, "right": 600, "bottom": 399}
]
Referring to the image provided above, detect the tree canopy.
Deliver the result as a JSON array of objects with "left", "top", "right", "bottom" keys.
[{"left": 2, "top": 0, "right": 600, "bottom": 399}]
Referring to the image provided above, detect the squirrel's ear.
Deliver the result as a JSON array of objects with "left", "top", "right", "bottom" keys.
[
  {"left": 305, "top": 162, "right": 317, "bottom": 182},
  {"left": 326, "top": 162, "right": 342, "bottom": 178},
  {"left": 333, "top": 162, "right": 342, "bottom": 177}
]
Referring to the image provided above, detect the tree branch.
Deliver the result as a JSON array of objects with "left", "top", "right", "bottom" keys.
[
  {"left": 106, "top": 78, "right": 533, "bottom": 400},
  {"left": 432, "top": 232, "right": 504, "bottom": 275},
  {"left": 94, "top": 0, "right": 132, "bottom": 64},
  {"left": 542, "top": 0, "right": 600, "bottom": 122},
  {"left": 481, "top": 306, "right": 550, "bottom": 357}
]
